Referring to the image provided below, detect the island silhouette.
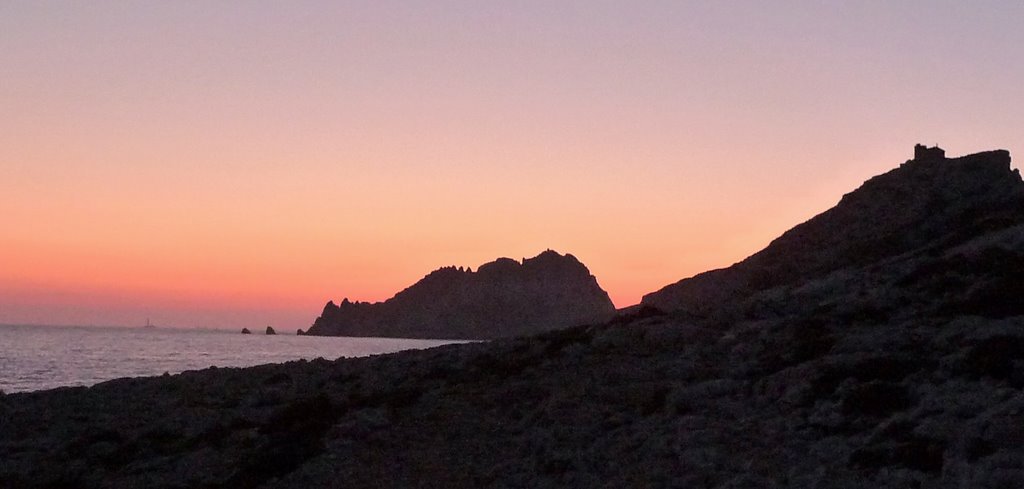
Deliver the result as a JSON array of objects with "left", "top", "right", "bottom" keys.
[{"left": 303, "top": 250, "right": 616, "bottom": 339}]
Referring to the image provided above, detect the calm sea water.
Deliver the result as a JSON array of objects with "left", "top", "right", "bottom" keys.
[{"left": 0, "top": 324, "right": 462, "bottom": 393}]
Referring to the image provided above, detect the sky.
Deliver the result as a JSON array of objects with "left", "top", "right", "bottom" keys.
[{"left": 2, "top": 1, "right": 1023, "bottom": 329}]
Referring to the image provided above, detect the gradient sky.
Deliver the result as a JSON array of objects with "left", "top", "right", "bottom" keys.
[{"left": 2, "top": 1, "right": 1023, "bottom": 329}]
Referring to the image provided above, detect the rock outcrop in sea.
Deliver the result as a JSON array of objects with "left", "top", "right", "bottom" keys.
[
  {"left": 305, "top": 250, "right": 617, "bottom": 339},
  {"left": 2, "top": 146, "right": 1023, "bottom": 488}
]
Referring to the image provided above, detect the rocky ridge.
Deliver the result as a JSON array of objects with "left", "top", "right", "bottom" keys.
[
  {"left": 305, "top": 250, "right": 616, "bottom": 339},
  {"left": 643, "top": 146, "right": 1024, "bottom": 315},
  {"left": 1, "top": 146, "right": 1023, "bottom": 488}
]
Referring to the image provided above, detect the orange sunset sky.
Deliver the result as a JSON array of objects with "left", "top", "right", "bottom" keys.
[{"left": 2, "top": 2, "right": 1023, "bottom": 329}]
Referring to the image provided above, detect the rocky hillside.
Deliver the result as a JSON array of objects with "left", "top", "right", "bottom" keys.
[
  {"left": 643, "top": 145, "right": 1024, "bottom": 314},
  {"left": 304, "top": 250, "right": 616, "bottom": 339},
  {"left": 1, "top": 146, "right": 1023, "bottom": 488}
]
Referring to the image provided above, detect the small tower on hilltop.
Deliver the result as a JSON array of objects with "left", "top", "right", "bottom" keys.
[{"left": 914, "top": 144, "right": 945, "bottom": 161}]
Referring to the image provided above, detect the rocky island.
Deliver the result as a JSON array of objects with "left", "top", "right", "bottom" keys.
[
  {"left": 305, "top": 250, "right": 617, "bottom": 339},
  {"left": 1, "top": 146, "right": 1023, "bottom": 488}
]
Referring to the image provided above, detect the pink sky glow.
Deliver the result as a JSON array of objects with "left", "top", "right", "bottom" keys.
[{"left": 2, "top": 2, "right": 1022, "bottom": 329}]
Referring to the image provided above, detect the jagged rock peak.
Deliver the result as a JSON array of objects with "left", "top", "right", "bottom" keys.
[
  {"left": 307, "top": 249, "right": 615, "bottom": 339},
  {"left": 476, "top": 257, "right": 520, "bottom": 275},
  {"left": 409, "top": 249, "right": 599, "bottom": 288},
  {"left": 421, "top": 265, "right": 472, "bottom": 281},
  {"left": 390, "top": 250, "right": 590, "bottom": 279},
  {"left": 524, "top": 249, "right": 584, "bottom": 267}
]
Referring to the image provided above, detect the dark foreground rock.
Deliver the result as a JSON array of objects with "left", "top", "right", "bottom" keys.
[
  {"left": 1, "top": 146, "right": 1023, "bottom": 488},
  {"left": 306, "top": 250, "right": 616, "bottom": 339},
  {"left": 265, "top": 327, "right": 276, "bottom": 336}
]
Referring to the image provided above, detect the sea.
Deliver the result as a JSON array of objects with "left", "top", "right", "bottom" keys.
[{"left": 0, "top": 324, "right": 463, "bottom": 393}]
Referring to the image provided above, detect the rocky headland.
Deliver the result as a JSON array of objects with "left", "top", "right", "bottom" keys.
[
  {"left": 1, "top": 146, "right": 1023, "bottom": 488},
  {"left": 643, "top": 144, "right": 1024, "bottom": 316},
  {"left": 305, "top": 250, "right": 616, "bottom": 339}
]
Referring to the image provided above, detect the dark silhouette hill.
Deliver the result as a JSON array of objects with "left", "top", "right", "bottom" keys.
[
  {"left": 643, "top": 145, "right": 1024, "bottom": 315},
  {"left": 305, "top": 250, "right": 616, "bottom": 339},
  {"left": 2, "top": 145, "right": 1024, "bottom": 488}
]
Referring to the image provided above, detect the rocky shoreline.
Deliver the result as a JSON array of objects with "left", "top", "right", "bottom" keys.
[
  {"left": 3, "top": 304, "right": 1024, "bottom": 488},
  {"left": 2, "top": 146, "right": 1023, "bottom": 488}
]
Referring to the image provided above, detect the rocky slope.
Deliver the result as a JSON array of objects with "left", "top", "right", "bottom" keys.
[
  {"left": 305, "top": 250, "right": 616, "bottom": 339},
  {"left": 643, "top": 146, "right": 1024, "bottom": 315},
  {"left": 1, "top": 146, "right": 1023, "bottom": 488}
]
